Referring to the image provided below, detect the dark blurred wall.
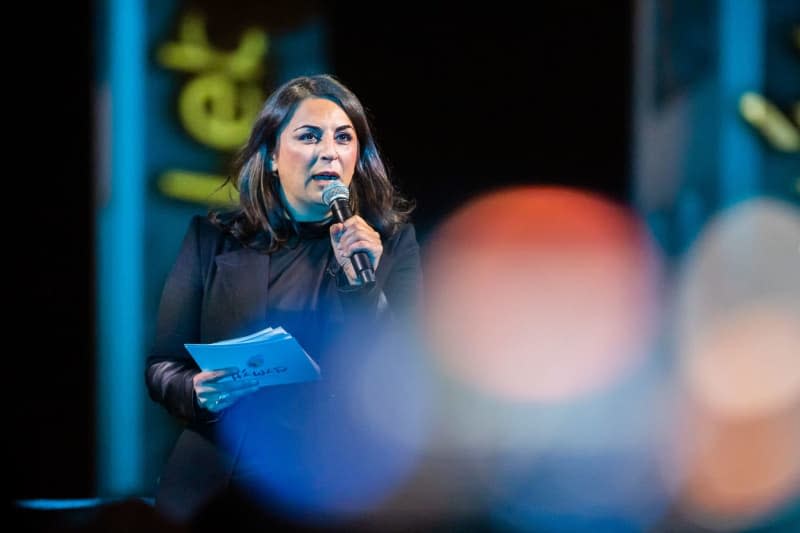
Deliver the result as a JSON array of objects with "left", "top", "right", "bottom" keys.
[
  {"left": 325, "top": 2, "right": 633, "bottom": 238},
  {"left": 11, "top": 2, "right": 95, "bottom": 498}
]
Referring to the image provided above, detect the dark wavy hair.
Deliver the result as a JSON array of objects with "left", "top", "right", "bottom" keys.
[{"left": 210, "top": 74, "right": 413, "bottom": 251}]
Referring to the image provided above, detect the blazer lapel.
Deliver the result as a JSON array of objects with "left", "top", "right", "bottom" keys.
[{"left": 202, "top": 247, "right": 271, "bottom": 342}]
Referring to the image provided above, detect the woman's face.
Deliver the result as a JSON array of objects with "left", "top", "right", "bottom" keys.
[{"left": 272, "top": 97, "right": 359, "bottom": 221}]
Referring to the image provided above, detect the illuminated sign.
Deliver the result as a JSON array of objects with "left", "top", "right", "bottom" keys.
[{"left": 156, "top": 12, "right": 269, "bottom": 205}]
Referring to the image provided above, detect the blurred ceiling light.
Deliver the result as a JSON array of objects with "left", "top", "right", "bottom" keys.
[
  {"left": 671, "top": 399, "right": 800, "bottom": 531},
  {"left": 676, "top": 198, "right": 800, "bottom": 419},
  {"left": 422, "top": 186, "right": 662, "bottom": 403}
]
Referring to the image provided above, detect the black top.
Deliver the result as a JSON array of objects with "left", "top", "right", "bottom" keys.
[{"left": 265, "top": 220, "right": 339, "bottom": 364}]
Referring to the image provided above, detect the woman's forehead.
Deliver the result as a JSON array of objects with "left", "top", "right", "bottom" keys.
[{"left": 286, "top": 97, "right": 352, "bottom": 126}]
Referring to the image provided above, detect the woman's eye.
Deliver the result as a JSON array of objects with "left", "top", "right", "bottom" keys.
[
  {"left": 336, "top": 132, "right": 353, "bottom": 143},
  {"left": 298, "top": 132, "right": 319, "bottom": 142}
]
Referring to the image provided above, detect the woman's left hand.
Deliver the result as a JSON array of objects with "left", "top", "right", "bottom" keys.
[{"left": 330, "top": 215, "right": 383, "bottom": 285}]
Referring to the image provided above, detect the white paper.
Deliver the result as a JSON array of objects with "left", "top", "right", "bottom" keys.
[{"left": 185, "top": 326, "right": 321, "bottom": 387}]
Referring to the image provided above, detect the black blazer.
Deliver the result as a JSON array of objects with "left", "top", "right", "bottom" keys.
[{"left": 145, "top": 215, "right": 422, "bottom": 522}]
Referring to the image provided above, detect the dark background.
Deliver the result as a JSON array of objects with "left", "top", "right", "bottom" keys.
[
  {"left": 12, "top": 2, "right": 96, "bottom": 499},
  {"left": 327, "top": 3, "right": 632, "bottom": 236},
  {"left": 11, "top": 1, "right": 631, "bottom": 499}
]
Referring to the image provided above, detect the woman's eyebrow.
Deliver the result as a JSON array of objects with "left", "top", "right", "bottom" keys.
[{"left": 292, "top": 124, "right": 354, "bottom": 132}]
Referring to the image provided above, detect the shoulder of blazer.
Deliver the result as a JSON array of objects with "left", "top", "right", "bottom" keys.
[
  {"left": 187, "top": 215, "right": 246, "bottom": 259},
  {"left": 384, "top": 223, "right": 418, "bottom": 255},
  {"left": 181, "top": 215, "right": 253, "bottom": 290}
]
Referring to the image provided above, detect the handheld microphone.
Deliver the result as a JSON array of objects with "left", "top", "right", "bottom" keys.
[{"left": 322, "top": 180, "right": 376, "bottom": 286}]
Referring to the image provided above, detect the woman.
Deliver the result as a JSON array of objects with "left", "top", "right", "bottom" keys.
[{"left": 145, "top": 74, "right": 421, "bottom": 525}]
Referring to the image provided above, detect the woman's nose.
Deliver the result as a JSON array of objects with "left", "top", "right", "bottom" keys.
[{"left": 319, "top": 136, "right": 339, "bottom": 161}]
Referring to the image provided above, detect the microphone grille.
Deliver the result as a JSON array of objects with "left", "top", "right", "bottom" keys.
[{"left": 321, "top": 180, "right": 349, "bottom": 206}]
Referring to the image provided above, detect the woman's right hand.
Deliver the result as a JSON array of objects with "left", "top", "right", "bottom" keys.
[{"left": 193, "top": 367, "right": 261, "bottom": 413}]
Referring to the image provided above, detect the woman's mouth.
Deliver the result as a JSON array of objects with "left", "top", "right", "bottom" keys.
[{"left": 311, "top": 172, "right": 340, "bottom": 181}]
